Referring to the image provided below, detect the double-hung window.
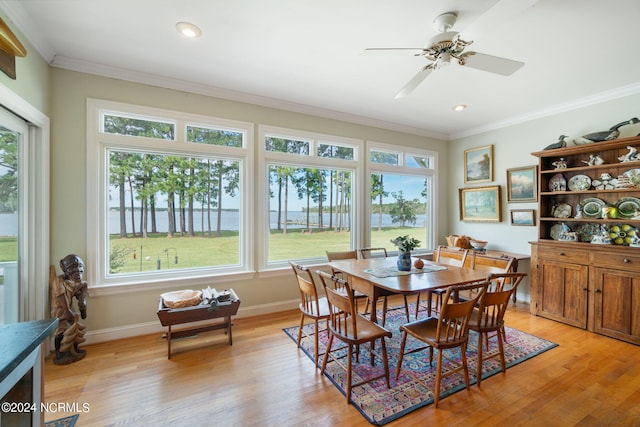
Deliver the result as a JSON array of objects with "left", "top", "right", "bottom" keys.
[{"left": 87, "top": 99, "right": 253, "bottom": 291}]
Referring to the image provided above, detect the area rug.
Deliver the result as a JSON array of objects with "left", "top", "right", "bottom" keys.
[
  {"left": 44, "top": 414, "right": 78, "bottom": 427},
  {"left": 283, "top": 305, "right": 558, "bottom": 425}
]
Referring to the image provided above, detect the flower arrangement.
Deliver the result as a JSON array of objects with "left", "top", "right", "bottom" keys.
[{"left": 390, "top": 235, "right": 421, "bottom": 252}]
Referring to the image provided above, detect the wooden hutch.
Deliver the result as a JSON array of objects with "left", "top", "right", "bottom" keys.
[{"left": 530, "top": 136, "right": 640, "bottom": 345}]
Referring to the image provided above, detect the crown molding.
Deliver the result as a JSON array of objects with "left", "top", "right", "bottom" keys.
[
  {"left": 51, "top": 55, "right": 448, "bottom": 141},
  {"left": 450, "top": 82, "right": 640, "bottom": 141}
]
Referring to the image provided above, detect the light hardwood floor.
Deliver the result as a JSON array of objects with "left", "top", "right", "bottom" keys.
[{"left": 44, "top": 299, "right": 640, "bottom": 426}]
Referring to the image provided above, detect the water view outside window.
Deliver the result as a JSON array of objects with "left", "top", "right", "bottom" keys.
[
  {"left": 368, "top": 173, "right": 430, "bottom": 251},
  {"left": 107, "top": 149, "right": 241, "bottom": 275},
  {"left": 267, "top": 165, "right": 352, "bottom": 261}
]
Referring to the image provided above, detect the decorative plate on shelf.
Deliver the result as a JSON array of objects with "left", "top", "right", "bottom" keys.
[
  {"left": 609, "top": 224, "right": 637, "bottom": 245},
  {"left": 548, "top": 173, "right": 566, "bottom": 191},
  {"left": 621, "top": 168, "right": 640, "bottom": 188},
  {"left": 552, "top": 203, "right": 572, "bottom": 218},
  {"left": 568, "top": 174, "right": 592, "bottom": 191},
  {"left": 577, "top": 223, "right": 600, "bottom": 243},
  {"left": 550, "top": 223, "right": 569, "bottom": 240},
  {"left": 580, "top": 197, "right": 606, "bottom": 218},
  {"left": 615, "top": 197, "right": 640, "bottom": 219}
]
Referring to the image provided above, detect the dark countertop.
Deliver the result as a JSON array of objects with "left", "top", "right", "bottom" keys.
[{"left": 0, "top": 319, "right": 58, "bottom": 381}]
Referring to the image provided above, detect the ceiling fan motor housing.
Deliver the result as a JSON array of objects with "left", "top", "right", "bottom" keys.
[{"left": 433, "top": 12, "right": 457, "bottom": 33}]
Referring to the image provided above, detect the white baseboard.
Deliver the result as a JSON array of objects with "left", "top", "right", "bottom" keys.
[
  {"left": 83, "top": 299, "right": 299, "bottom": 345},
  {"left": 82, "top": 293, "right": 530, "bottom": 346}
]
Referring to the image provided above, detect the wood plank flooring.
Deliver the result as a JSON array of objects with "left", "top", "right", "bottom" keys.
[{"left": 43, "top": 299, "right": 640, "bottom": 426}]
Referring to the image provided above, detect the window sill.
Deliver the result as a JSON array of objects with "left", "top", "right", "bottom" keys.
[{"left": 88, "top": 270, "right": 256, "bottom": 297}]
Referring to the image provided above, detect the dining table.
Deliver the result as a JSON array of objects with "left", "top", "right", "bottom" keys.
[{"left": 328, "top": 257, "right": 488, "bottom": 324}]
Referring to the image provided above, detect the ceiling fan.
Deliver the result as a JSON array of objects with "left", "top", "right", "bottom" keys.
[{"left": 366, "top": 0, "right": 538, "bottom": 98}]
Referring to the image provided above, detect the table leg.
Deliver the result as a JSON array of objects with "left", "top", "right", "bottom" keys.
[{"left": 167, "top": 325, "right": 172, "bottom": 359}]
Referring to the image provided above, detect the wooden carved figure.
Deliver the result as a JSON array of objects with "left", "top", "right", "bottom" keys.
[{"left": 49, "top": 254, "right": 88, "bottom": 365}]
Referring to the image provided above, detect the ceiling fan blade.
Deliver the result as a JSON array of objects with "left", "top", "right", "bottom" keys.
[
  {"left": 363, "top": 48, "right": 424, "bottom": 56},
  {"left": 461, "top": 52, "right": 524, "bottom": 76},
  {"left": 395, "top": 66, "right": 434, "bottom": 98},
  {"left": 458, "top": 0, "right": 539, "bottom": 42}
]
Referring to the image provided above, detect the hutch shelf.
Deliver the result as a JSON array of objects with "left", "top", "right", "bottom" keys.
[{"left": 530, "top": 136, "right": 640, "bottom": 345}]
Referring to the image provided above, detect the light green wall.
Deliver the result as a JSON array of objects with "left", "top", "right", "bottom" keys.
[{"left": 49, "top": 68, "right": 449, "bottom": 333}]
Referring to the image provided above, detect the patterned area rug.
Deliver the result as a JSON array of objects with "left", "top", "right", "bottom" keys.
[
  {"left": 44, "top": 414, "right": 78, "bottom": 427},
  {"left": 283, "top": 305, "right": 558, "bottom": 425}
]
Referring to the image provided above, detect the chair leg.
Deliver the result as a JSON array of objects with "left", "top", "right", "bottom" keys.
[
  {"left": 346, "top": 344, "right": 353, "bottom": 403},
  {"left": 434, "top": 349, "right": 443, "bottom": 408},
  {"left": 395, "top": 330, "right": 408, "bottom": 380},
  {"left": 380, "top": 337, "right": 391, "bottom": 389},
  {"left": 476, "top": 331, "right": 484, "bottom": 387},
  {"left": 461, "top": 342, "right": 471, "bottom": 390},
  {"left": 497, "top": 329, "right": 506, "bottom": 374},
  {"left": 313, "top": 319, "right": 319, "bottom": 368},
  {"left": 296, "top": 313, "right": 305, "bottom": 348},
  {"left": 321, "top": 334, "right": 334, "bottom": 374}
]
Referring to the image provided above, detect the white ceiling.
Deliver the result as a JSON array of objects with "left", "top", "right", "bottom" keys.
[{"left": 3, "top": 0, "right": 640, "bottom": 140}]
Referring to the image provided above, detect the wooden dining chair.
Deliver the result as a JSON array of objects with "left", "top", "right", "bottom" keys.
[
  {"left": 470, "top": 251, "right": 515, "bottom": 275},
  {"left": 325, "top": 250, "right": 369, "bottom": 314},
  {"left": 359, "top": 247, "right": 413, "bottom": 326},
  {"left": 317, "top": 270, "right": 392, "bottom": 403},
  {"left": 415, "top": 246, "right": 470, "bottom": 319},
  {"left": 289, "top": 262, "right": 331, "bottom": 368},
  {"left": 396, "top": 280, "right": 488, "bottom": 408},
  {"left": 468, "top": 272, "right": 526, "bottom": 387}
]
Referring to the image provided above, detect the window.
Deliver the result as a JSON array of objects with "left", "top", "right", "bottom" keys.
[
  {"left": 366, "top": 143, "right": 437, "bottom": 253},
  {"left": 87, "top": 100, "right": 253, "bottom": 290},
  {"left": 259, "top": 127, "right": 361, "bottom": 269}
]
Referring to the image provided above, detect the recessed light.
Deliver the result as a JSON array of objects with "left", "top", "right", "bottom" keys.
[
  {"left": 176, "top": 22, "right": 201, "bottom": 38},
  {"left": 452, "top": 104, "right": 467, "bottom": 112}
]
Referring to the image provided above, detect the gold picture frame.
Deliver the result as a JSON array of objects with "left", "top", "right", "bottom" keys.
[
  {"left": 507, "top": 165, "right": 537, "bottom": 202},
  {"left": 464, "top": 144, "right": 493, "bottom": 184},
  {"left": 459, "top": 185, "right": 501, "bottom": 222},
  {"left": 510, "top": 209, "right": 536, "bottom": 226}
]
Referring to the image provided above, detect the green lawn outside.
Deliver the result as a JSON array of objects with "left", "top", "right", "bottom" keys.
[{"left": 108, "top": 226, "right": 427, "bottom": 273}]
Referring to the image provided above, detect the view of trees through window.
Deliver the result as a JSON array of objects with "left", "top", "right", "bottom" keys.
[
  {"left": 268, "top": 164, "right": 353, "bottom": 261},
  {"left": 0, "top": 127, "right": 18, "bottom": 273},
  {"left": 368, "top": 173, "right": 429, "bottom": 251},
  {"left": 104, "top": 115, "right": 243, "bottom": 276},
  {"left": 89, "top": 103, "right": 436, "bottom": 285}
]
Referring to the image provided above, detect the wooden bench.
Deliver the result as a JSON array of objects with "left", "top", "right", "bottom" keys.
[{"left": 157, "top": 289, "right": 240, "bottom": 359}]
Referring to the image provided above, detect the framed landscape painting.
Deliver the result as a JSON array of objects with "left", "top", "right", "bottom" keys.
[
  {"left": 510, "top": 209, "right": 536, "bottom": 226},
  {"left": 507, "top": 165, "right": 537, "bottom": 202},
  {"left": 464, "top": 144, "right": 493, "bottom": 184},
  {"left": 459, "top": 185, "right": 501, "bottom": 222}
]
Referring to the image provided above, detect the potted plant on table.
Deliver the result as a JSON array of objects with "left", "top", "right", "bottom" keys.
[{"left": 390, "top": 235, "right": 421, "bottom": 271}]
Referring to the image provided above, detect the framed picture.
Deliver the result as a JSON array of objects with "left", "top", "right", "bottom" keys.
[
  {"left": 464, "top": 144, "right": 493, "bottom": 184},
  {"left": 507, "top": 165, "right": 538, "bottom": 202},
  {"left": 459, "top": 185, "right": 501, "bottom": 222},
  {"left": 510, "top": 209, "right": 536, "bottom": 226}
]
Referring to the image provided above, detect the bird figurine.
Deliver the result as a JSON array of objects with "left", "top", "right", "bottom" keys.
[
  {"left": 573, "top": 117, "right": 640, "bottom": 145},
  {"left": 543, "top": 135, "right": 569, "bottom": 150}
]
